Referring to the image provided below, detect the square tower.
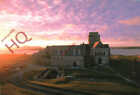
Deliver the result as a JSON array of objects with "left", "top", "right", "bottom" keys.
[{"left": 88, "top": 32, "right": 100, "bottom": 46}]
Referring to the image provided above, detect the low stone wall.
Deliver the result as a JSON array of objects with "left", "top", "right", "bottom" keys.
[{"left": 51, "top": 56, "right": 84, "bottom": 68}]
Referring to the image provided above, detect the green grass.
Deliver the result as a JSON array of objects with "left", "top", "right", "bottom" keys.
[
  {"left": 23, "top": 68, "right": 46, "bottom": 80},
  {"left": 25, "top": 67, "right": 140, "bottom": 95},
  {"left": 1, "top": 83, "right": 45, "bottom": 95},
  {"left": 110, "top": 55, "right": 140, "bottom": 81},
  {"left": 31, "top": 79, "right": 140, "bottom": 95},
  {"left": 22, "top": 55, "right": 140, "bottom": 95}
]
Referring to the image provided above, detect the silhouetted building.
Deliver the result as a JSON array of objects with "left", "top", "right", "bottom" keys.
[{"left": 46, "top": 32, "right": 110, "bottom": 68}]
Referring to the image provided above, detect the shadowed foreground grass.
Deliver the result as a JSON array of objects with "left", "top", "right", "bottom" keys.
[
  {"left": 23, "top": 68, "right": 140, "bottom": 95},
  {"left": 30, "top": 78, "right": 140, "bottom": 95},
  {"left": 1, "top": 83, "right": 45, "bottom": 95}
]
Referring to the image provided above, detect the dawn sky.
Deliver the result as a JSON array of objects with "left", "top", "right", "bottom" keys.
[{"left": 0, "top": 0, "right": 140, "bottom": 53}]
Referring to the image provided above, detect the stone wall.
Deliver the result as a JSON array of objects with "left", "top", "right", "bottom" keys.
[
  {"left": 91, "top": 48, "right": 110, "bottom": 64},
  {"left": 51, "top": 56, "right": 84, "bottom": 68}
]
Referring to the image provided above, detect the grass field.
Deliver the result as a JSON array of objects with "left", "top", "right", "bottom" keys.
[
  {"left": 110, "top": 55, "right": 140, "bottom": 82},
  {"left": 1, "top": 54, "right": 140, "bottom": 95},
  {"left": 1, "top": 83, "right": 45, "bottom": 95},
  {"left": 30, "top": 77, "right": 140, "bottom": 95},
  {"left": 23, "top": 67, "right": 140, "bottom": 95}
]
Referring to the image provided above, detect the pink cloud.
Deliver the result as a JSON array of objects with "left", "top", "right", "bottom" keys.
[
  {"left": 119, "top": 16, "right": 140, "bottom": 25},
  {"left": 0, "top": 0, "right": 139, "bottom": 49}
]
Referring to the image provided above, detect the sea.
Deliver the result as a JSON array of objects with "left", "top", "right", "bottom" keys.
[
  {"left": 111, "top": 49, "right": 140, "bottom": 56},
  {"left": 0, "top": 48, "right": 140, "bottom": 56}
]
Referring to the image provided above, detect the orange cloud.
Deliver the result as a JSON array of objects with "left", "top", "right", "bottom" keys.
[
  {"left": 15, "top": 46, "right": 43, "bottom": 51},
  {"left": 119, "top": 16, "right": 140, "bottom": 25}
]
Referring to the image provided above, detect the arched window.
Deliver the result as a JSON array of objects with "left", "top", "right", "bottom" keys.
[
  {"left": 73, "top": 61, "right": 77, "bottom": 67},
  {"left": 98, "top": 58, "right": 102, "bottom": 64}
]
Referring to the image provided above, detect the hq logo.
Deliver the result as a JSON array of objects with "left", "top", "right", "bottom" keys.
[{"left": 1, "top": 29, "right": 32, "bottom": 54}]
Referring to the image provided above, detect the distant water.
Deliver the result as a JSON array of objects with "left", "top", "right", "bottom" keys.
[
  {"left": 111, "top": 49, "right": 140, "bottom": 56},
  {"left": 1, "top": 48, "right": 140, "bottom": 56}
]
